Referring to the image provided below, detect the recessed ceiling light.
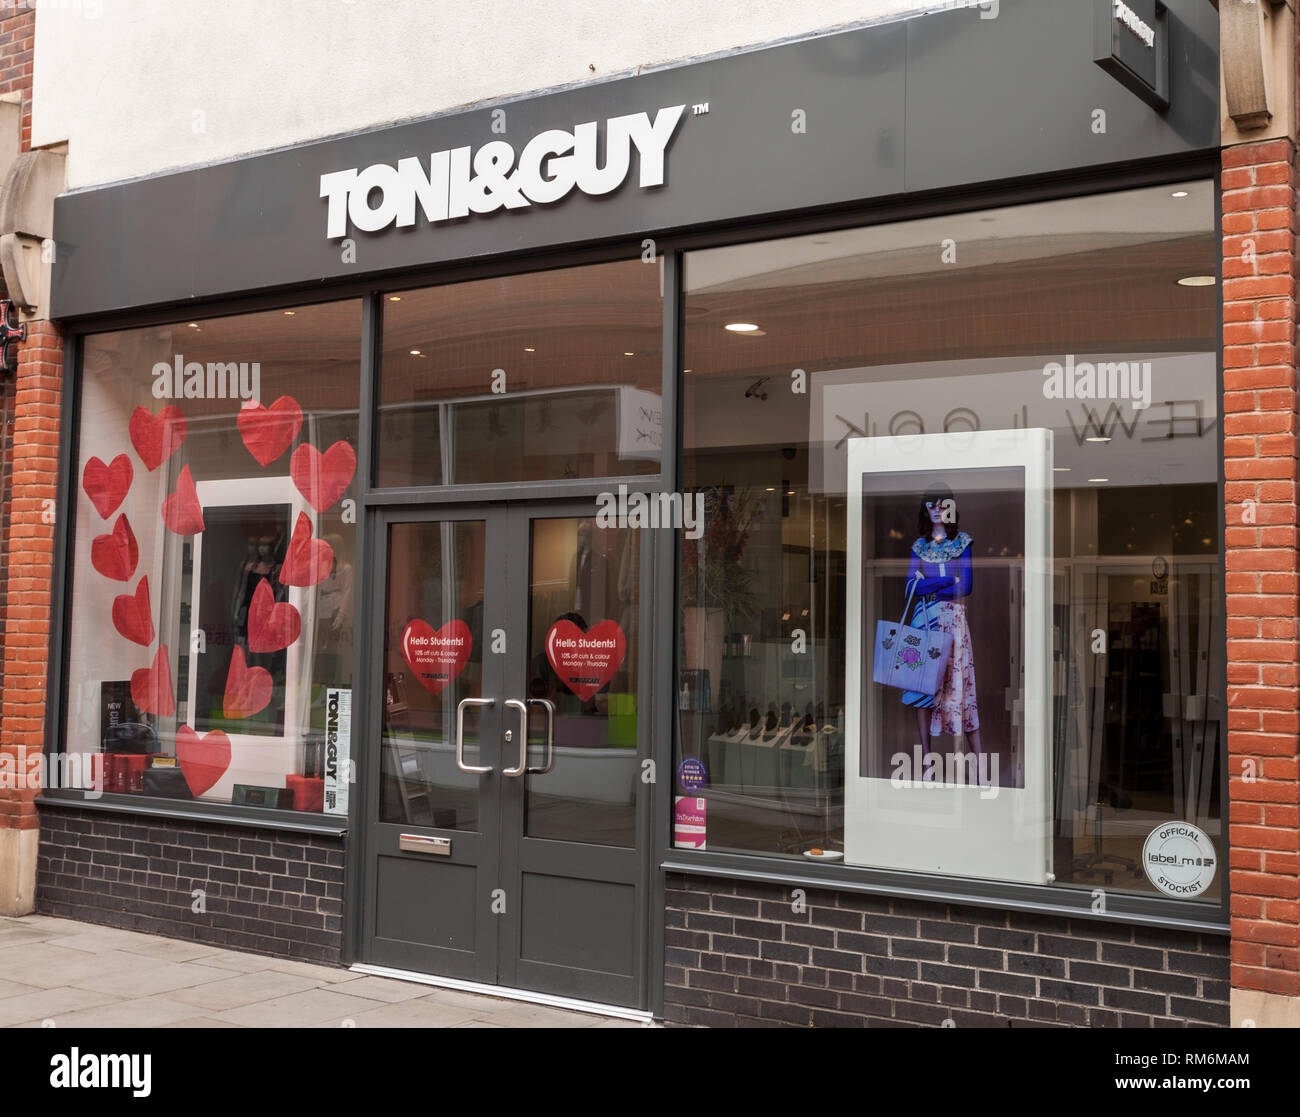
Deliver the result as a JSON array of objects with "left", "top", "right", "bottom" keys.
[
  {"left": 786, "top": 490, "right": 795, "bottom": 496},
  {"left": 725, "top": 322, "right": 761, "bottom": 333},
  {"left": 1088, "top": 477, "right": 1109, "bottom": 483},
  {"left": 410, "top": 349, "right": 422, "bottom": 356},
  {"left": 1053, "top": 467, "right": 1071, "bottom": 472},
  {"left": 766, "top": 487, "right": 775, "bottom": 492},
  {"left": 1086, "top": 436, "right": 1111, "bottom": 443},
  {"left": 283, "top": 310, "right": 295, "bottom": 316},
  {"left": 187, "top": 322, "right": 199, "bottom": 328},
  {"left": 524, "top": 347, "right": 535, "bottom": 353},
  {"left": 624, "top": 351, "right": 635, "bottom": 357},
  {"left": 1171, "top": 190, "right": 1189, "bottom": 198},
  {"left": 1177, "top": 275, "right": 1216, "bottom": 287},
  {"left": 388, "top": 295, "right": 402, "bottom": 302}
]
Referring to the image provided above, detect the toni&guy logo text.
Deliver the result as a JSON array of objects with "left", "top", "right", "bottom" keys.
[{"left": 320, "top": 105, "right": 686, "bottom": 239}]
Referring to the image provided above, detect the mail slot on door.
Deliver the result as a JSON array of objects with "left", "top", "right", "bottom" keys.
[{"left": 399, "top": 834, "right": 452, "bottom": 855}]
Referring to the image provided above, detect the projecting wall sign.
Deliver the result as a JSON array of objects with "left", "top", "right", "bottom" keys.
[{"left": 1094, "top": 0, "right": 1169, "bottom": 110}]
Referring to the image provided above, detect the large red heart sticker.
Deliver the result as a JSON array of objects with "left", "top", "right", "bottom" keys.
[
  {"left": 290, "top": 440, "right": 356, "bottom": 513},
  {"left": 176, "top": 724, "right": 231, "bottom": 797},
  {"left": 130, "top": 644, "right": 175, "bottom": 718},
  {"left": 223, "top": 645, "right": 273, "bottom": 720},
  {"left": 237, "top": 396, "right": 303, "bottom": 467},
  {"left": 90, "top": 514, "right": 138, "bottom": 582},
  {"left": 401, "top": 619, "right": 472, "bottom": 696},
  {"left": 545, "top": 619, "right": 627, "bottom": 701},
  {"left": 247, "top": 579, "right": 301, "bottom": 652},
  {"left": 112, "top": 576, "right": 154, "bottom": 646},
  {"left": 82, "top": 454, "right": 133, "bottom": 519},
  {"left": 129, "top": 405, "right": 187, "bottom": 472},
  {"left": 161, "top": 464, "right": 205, "bottom": 535},
  {"left": 278, "top": 511, "right": 333, "bottom": 587}
]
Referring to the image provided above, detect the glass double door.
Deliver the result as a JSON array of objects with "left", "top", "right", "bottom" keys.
[{"left": 363, "top": 499, "right": 648, "bottom": 1006}]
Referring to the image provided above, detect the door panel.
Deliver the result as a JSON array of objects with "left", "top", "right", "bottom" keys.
[
  {"left": 367, "top": 513, "right": 503, "bottom": 982},
  {"left": 499, "top": 506, "right": 646, "bottom": 1005},
  {"left": 364, "top": 500, "right": 649, "bottom": 1007}
]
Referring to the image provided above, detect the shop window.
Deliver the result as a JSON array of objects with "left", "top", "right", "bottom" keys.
[
  {"left": 65, "top": 301, "right": 363, "bottom": 815},
  {"left": 676, "top": 182, "right": 1223, "bottom": 903},
  {"left": 376, "top": 259, "right": 664, "bottom": 487}
]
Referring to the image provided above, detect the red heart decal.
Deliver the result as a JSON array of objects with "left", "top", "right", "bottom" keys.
[
  {"left": 161, "top": 464, "right": 205, "bottom": 535},
  {"left": 545, "top": 619, "right": 627, "bottom": 701},
  {"left": 90, "top": 514, "right": 138, "bottom": 582},
  {"left": 278, "top": 511, "right": 334, "bottom": 587},
  {"left": 401, "top": 619, "right": 473, "bottom": 696},
  {"left": 223, "top": 645, "right": 273, "bottom": 720},
  {"left": 130, "top": 644, "right": 175, "bottom": 717},
  {"left": 247, "top": 579, "right": 301, "bottom": 652},
  {"left": 81, "top": 454, "right": 133, "bottom": 519},
  {"left": 176, "top": 724, "right": 232, "bottom": 797},
  {"left": 290, "top": 440, "right": 356, "bottom": 513},
  {"left": 129, "top": 405, "right": 187, "bottom": 472},
  {"left": 237, "top": 396, "right": 303, "bottom": 467},
  {"left": 112, "top": 576, "right": 154, "bottom": 646}
]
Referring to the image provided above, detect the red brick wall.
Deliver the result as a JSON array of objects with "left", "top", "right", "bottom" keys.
[
  {"left": 0, "top": 2, "right": 37, "bottom": 834},
  {"left": 0, "top": 5, "right": 33, "bottom": 148},
  {"left": 0, "top": 320, "right": 60, "bottom": 832},
  {"left": 1222, "top": 136, "right": 1300, "bottom": 1000}
]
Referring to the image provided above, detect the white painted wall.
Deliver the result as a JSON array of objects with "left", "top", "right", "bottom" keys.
[{"left": 34, "top": 0, "right": 945, "bottom": 190}]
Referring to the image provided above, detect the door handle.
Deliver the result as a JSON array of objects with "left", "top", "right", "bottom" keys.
[
  {"left": 455, "top": 697, "right": 493, "bottom": 774},
  {"left": 527, "top": 698, "right": 556, "bottom": 775},
  {"left": 503, "top": 699, "right": 527, "bottom": 777}
]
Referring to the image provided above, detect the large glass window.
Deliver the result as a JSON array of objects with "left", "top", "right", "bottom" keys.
[
  {"left": 376, "top": 259, "right": 664, "bottom": 487},
  {"left": 676, "top": 181, "right": 1223, "bottom": 903},
  {"left": 66, "top": 301, "right": 362, "bottom": 814}
]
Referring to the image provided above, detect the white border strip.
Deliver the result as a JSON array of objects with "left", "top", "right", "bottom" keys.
[{"left": 348, "top": 963, "right": 655, "bottom": 1024}]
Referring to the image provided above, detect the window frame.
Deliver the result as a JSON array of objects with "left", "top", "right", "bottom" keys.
[
  {"left": 655, "top": 159, "right": 1230, "bottom": 936},
  {"left": 40, "top": 159, "right": 1228, "bottom": 933}
]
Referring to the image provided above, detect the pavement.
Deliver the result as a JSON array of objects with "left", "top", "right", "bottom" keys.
[{"left": 0, "top": 915, "right": 642, "bottom": 1028}]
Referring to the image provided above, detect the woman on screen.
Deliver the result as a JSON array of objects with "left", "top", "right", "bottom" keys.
[{"left": 901, "top": 483, "right": 982, "bottom": 754}]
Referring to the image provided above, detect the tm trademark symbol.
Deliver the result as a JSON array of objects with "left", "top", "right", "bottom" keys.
[{"left": 692, "top": 102, "right": 710, "bottom": 116}]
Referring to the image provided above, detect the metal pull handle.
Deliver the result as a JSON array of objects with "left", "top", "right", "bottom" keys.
[
  {"left": 527, "top": 698, "right": 556, "bottom": 775},
  {"left": 455, "top": 697, "right": 493, "bottom": 774},
  {"left": 503, "top": 699, "right": 528, "bottom": 777}
]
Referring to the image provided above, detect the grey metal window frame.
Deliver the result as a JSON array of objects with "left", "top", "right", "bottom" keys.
[{"left": 41, "top": 154, "right": 1229, "bottom": 1004}]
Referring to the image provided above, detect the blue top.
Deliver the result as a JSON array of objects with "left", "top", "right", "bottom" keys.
[{"left": 906, "top": 531, "right": 973, "bottom": 600}]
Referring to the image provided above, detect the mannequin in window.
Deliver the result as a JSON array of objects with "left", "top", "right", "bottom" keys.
[
  {"left": 901, "top": 484, "right": 982, "bottom": 755},
  {"left": 232, "top": 531, "right": 287, "bottom": 671}
]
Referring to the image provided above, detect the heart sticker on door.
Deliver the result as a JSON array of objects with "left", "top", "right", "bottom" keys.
[
  {"left": 400, "top": 619, "right": 472, "bottom": 696},
  {"left": 545, "top": 619, "right": 627, "bottom": 701}
]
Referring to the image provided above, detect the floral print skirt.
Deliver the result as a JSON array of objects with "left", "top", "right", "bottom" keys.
[{"left": 900, "top": 600, "right": 980, "bottom": 736}]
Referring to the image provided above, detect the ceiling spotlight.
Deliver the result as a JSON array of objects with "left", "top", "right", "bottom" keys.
[
  {"left": 766, "top": 487, "right": 775, "bottom": 492},
  {"left": 524, "top": 347, "right": 535, "bottom": 353},
  {"left": 410, "top": 349, "right": 422, "bottom": 356},
  {"left": 1086, "top": 436, "right": 1111, "bottom": 444},
  {"left": 725, "top": 322, "right": 760, "bottom": 333},
  {"left": 283, "top": 310, "right": 295, "bottom": 316},
  {"left": 1088, "top": 477, "right": 1109, "bottom": 483},
  {"left": 187, "top": 322, "right": 199, "bottom": 328},
  {"left": 388, "top": 295, "right": 402, "bottom": 302},
  {"left": 1177, "top": 275, "right": 1216, "bottom": 287},
  {"left": 1053, "top": 467, "right": 1071, "bottom": 472},
  {"left": 1171, "top": 190, "right": 1189, "bottom": 198},
  {"left": 624, "top": 351, "right": 635, "bottom": 357}
]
